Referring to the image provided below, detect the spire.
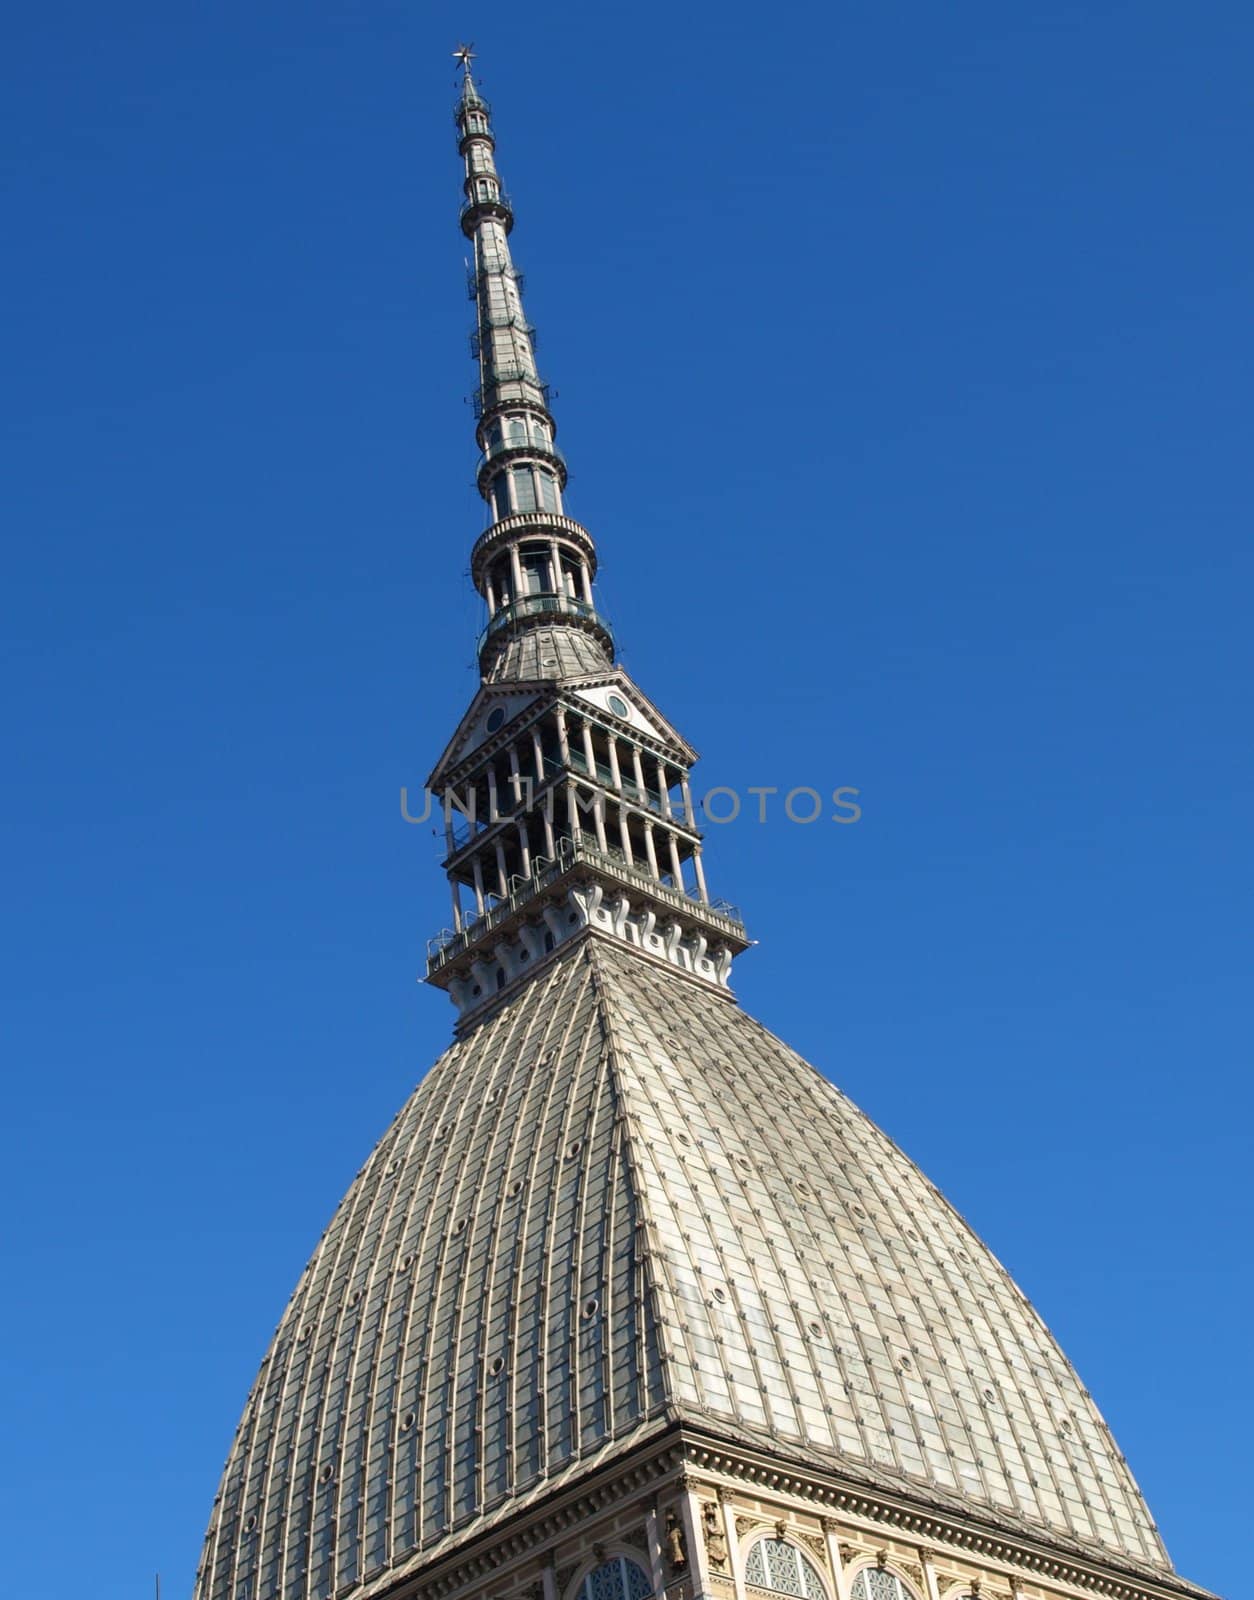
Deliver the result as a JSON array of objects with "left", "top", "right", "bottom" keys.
[
  {"left": 452, "top": 50, "right": 613, "bottom": 676},
  {"left": 427, "top": 54, "right": 748, "bottom": 1031}
]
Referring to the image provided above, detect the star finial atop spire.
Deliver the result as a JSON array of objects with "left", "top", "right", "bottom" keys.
[{"left": 452, "top": 42, "right": 476, "bottom": 73}]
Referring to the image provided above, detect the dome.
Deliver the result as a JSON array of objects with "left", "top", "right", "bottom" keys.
[{"left": 195, "top": 940, "right": 1171, "bottom": 1600}]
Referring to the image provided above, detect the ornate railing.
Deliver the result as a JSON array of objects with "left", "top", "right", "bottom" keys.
[
  {"left": 478, "top": 592, "right": 613, "bottom": 652},
  {"left": 427, "top": 837, "right": 746, "bottom": 973}
]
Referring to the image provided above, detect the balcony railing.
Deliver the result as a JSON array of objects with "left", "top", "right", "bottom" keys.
[
  {"left": 460, "top": 191, "right": 513, "bottom": 227},
  {"left": 467, "top": 266, "right": 524, "bottom": 300},
  {"left": 441, "top": 757, "right": 685, "bottom": 854},
  {"left": 427, "top": 836, "right": 746, "bottom": 972},
  {"left": 473, "top": 366, "right": 550, "bottom": 417},
  {"left": 471, "top": 512, "right": 595, "bottom": 577},
  {"left": 479, "top": 593, "right": 612, "bottom": 653},
  {"left": 476, "top": 435, "right": 566, "bottom": 476}
]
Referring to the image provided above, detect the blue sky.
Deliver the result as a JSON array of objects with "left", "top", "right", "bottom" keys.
[{"left": 2, "top": 2, "right": 1250, "bottom": 1596}]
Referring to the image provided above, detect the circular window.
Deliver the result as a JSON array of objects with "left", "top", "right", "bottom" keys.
[
  {"left": 486, "top": 707, "right": 506, "bottom": 733},
  {"left": 607, "top": 693, "right": 630, "bottom": 719}
]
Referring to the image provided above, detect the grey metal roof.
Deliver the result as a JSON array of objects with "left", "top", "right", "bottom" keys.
[
  {"left": 196, "top": 939, "right": 1170, "bottom": 1600},
  {"left": 483, "top": 624, "right": 613, "bottom": 683}
]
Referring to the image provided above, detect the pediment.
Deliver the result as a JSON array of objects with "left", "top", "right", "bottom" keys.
[{"left": 426, "top": 687, "right": 540, "bottom": 788}]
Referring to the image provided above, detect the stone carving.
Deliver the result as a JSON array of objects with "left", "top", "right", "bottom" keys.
[
  {"left": 736, "top": 1517, "right": 759, "bottom": 1540},
  {"left": 799, "top": 1534, "right": 826, "bottom": 1563},
  {"left": 665, "top": 1511, "right": 688, "bottom": 1573},
  {"left": 702, "top": 1502, "right": 728, "bottom": 1569},
  {"left": 875, "top": 1549, "right": 889, "bottom": 1571},
  {"left": 554, "top": 1567, "right": 577, "bottom": 1594}
]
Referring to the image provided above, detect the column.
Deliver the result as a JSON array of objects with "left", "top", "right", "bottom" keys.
[
  {"left": 471, "top": 857, "right": 486, "bottom": 916},
  {"left": 449, "top": 880, "right": 463, "bottom": 933},
  {"left": 509, "top": 541, "right": 524, "bottom": 599},
  {"left": 487, "top": 766, "right": 500, "bottom": 823},
  {"left": 566, "top": 782, "right": 580, "bottom": 842},
  {"left": 508, "top": 742, "right": 522, "bottom": 807},
  {"left": 618, "top": 807, "right": 634, "bottom": 865},
  {"left": 644, "top": 1504, "right": 666, "bottom": 1599},
  {"left": 541, "top": 789, "right": 557, "bottom": 858},
  {"left": 591, "top": 789, "right": 609, "bottom": 853},
  {"left": 679, "top": 1480, "right": 712, "bottom": 1600},
  {"left": 643, "top": 820, "right": 660, "bottom": 879},
  {"left": 656, "top": 760, "right": 672, "bottom": 819},
  {"left": 548, "top": 538, "right": 562, "bottom": 599},
  {"left": 531, "top": 725, "right": 546, "bottom": 783},
  {"left": 495, "top": 841, "right": 509, "bottom": 899},
  {"left": 681, "top": 775, "right": 696, "bottom": 828},
  {"left": 668, "top": 833, "right": 685, "bottom": 891},
  {"left": 555, "top": 705, "right": 571, "bottom": 765},
  {"left": 607, "top": 736, "right": 623, "bottom": 797},
  {"left": 720, "top": 1492, "right": 746, "bottom": 1600},
  {"left": 581, "top": 719, "right": 597, "bottom": 779},
  {"left": 484, "top": 572, "right": 496, "bottom": 613},
  {"left": 632, "top": 746, "right": 648, "bottom": 805},
  {"left": 822, "top": 1522, "right": 853, "bottom": 1600},
  {"left": 580, "top": 561, "right": 594, "bottom": 606},
  {"left": 692, "top": 849, "right": 709, "bottom": 904},
  {"left": 516, "top": 819, "right": 532, "bottom": 878}
]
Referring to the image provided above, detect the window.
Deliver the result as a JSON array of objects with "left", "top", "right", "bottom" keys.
[
  {"left": 744, "top": 1540, "right": 826, "bottom": 1600},
  {"left": 492, "top": 475, "right": 512, "bottom": 520},
  {"left": 850, "top": 1571, "right": 917, "bottom": 1600},
  {"left": 538, "top": 470, "right": 559, "bottom": 511},
  {"left": 513, "top": 468, "right": 538, "bottom": 513},
  {"left": 521, "top": 547, "right": 551, "bottom": 595},
  {"left": 578, "top": 1558, "right": 651, "bottom": 1600}
]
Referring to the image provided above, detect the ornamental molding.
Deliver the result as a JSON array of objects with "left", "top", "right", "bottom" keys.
[
  {"left": 673, "top": 1432, "right": 1212, "bottom": 1600},
  {"left": 383, "top": 1437, "right": 686, "bottom": 1600},
  {"left": 339, "top": 1425, "right": 1210, "bottom": 1600}
]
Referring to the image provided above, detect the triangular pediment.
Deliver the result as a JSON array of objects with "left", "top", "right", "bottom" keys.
[
  {"left": 427, "top": 686, "right": 540, "bottom": 788},
  {"left": 568, "top": 673, "right": 697, "bottom": 761}
]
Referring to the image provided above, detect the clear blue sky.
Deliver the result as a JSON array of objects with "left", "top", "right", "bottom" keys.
[{"left": 3, "top": 3, "right": 1250, "bottom": 1596}]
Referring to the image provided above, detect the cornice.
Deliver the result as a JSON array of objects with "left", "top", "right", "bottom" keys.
[{"left": 673, "top": 1427, "right": 1215, "bottom": 1600}]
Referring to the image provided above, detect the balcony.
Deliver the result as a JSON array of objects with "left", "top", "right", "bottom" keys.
[
  {"left": 460, "top": 190, "right": 512, "bottom": 224},
  {"left": 476, "top": 438, "right": 566, "bottom": 490},
  {"left": 473, "top": 366, "right": 549, "bottom": 417},
  {"left": 426, "top": 836, "right": 748, "bottom": 975},
  {"left": 471, "top": 513, "right": 595, "bottom": 583},
  {"left": 478, "top": 592, "right": 613, "bottom": 655}
]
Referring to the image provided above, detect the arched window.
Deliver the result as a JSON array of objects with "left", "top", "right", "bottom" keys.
[
  {"left": 744, "top": 1539, "right": 826, "bottom": 1600},
  {"left": 850, "top": 1570, "right": 918, "bottom": 1600},
  {"left": 578, "top": 1558, "right": 652, "bottom": 1600}
]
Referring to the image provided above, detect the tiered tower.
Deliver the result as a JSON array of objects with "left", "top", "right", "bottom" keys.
[
  {"left": 426, "top": 55, "right": 748, "bottom": 1029},
  {"left": 193, "top": 51, "right": 1216, "bottom": 1600}
]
